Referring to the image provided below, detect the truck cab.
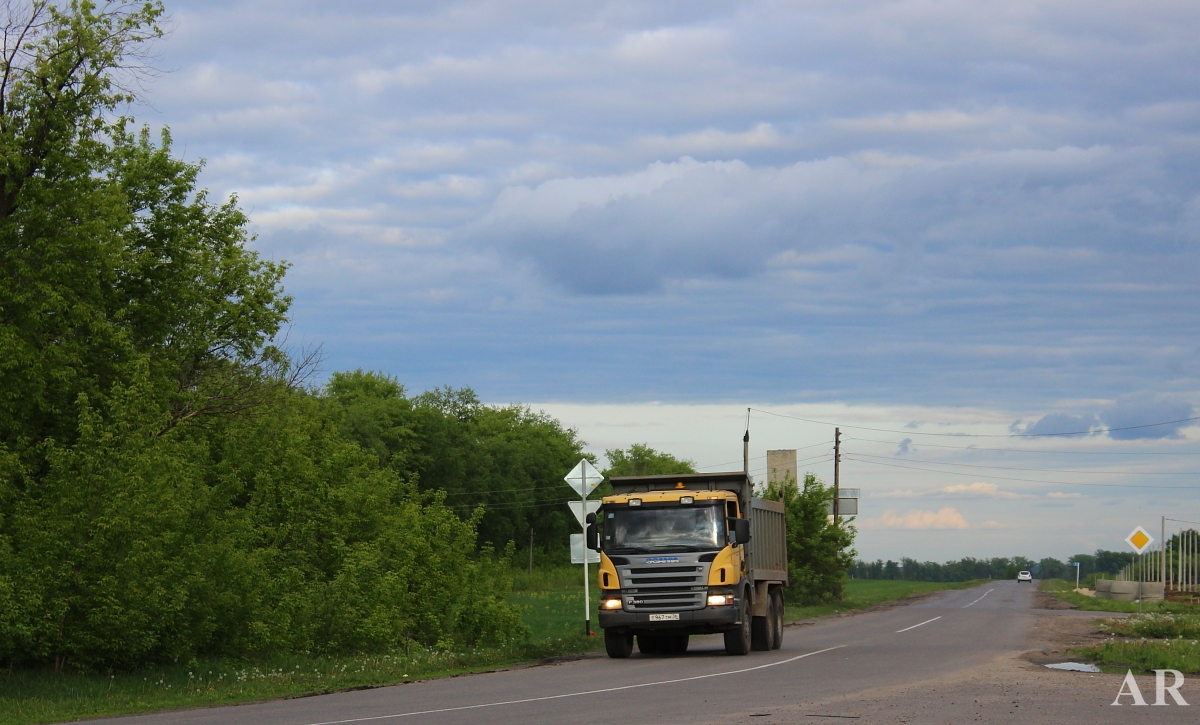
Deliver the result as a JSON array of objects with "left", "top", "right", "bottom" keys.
[{"left": 590, "top": 472, "right": 786, "bottom": 658}]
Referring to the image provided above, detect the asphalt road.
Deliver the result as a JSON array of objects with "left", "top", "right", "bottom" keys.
[{"left": 78, "top": 582, "right": 1197, "bottom": 724}]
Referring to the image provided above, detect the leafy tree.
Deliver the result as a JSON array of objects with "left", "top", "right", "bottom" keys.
[
  {"left": 0, "top": 0, "right": 290, "bottom": 460},
  {"left": 0, "top": 4, "right": 528, "bottom": 671},
  {"left": 602, "top": 443, "right": 696, "bottom": 478},
  {"left": 763, "top": 472, "right": 856, "bottom": 604},
  {"left": 1037, "top": 557, "right": 1067, "bottom": 580},
  {"left": 321, "top": 374, "right": 590, "bottom": 554}
]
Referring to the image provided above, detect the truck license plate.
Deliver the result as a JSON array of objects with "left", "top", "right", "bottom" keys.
[{"left": 648, "top": 613, "right": 680, "bottom": 621}]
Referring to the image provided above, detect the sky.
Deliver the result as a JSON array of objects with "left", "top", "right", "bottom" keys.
[{"left": 140, "top": 0, "right": 1200, "bottom": 562}]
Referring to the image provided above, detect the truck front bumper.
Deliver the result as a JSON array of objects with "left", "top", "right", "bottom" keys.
[{"left": 598, "top": 604, "right": 740, "bottom": 635}]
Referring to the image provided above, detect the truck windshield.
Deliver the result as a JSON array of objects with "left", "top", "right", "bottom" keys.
[{"left": 604, "top": 505, "right": 723, "bottom": 553}]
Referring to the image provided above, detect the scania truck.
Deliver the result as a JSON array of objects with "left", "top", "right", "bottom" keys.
[{"left": 585, "top": 469, "right": 788, "bottom": 658}]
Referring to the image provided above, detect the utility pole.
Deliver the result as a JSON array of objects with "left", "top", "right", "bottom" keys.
[
  {"left": 1162, "top": 516, "right": 1166, "bottom": 585},
  {"left": 743, "top": 408, "right": 750, "bottom": 476},
  {"left": 581, "top": 471, "right": 592, "bottom": 636},
  {"left": 528, "top": 528, "right": 534, "bottom": 575},
  {"left": 833, "top": 428, "right": 841, "bottom": 522}
]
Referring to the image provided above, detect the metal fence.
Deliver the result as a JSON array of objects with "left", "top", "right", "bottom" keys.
[{"left": 1113, "top": 526, "right": 1200, "bottom": 600}]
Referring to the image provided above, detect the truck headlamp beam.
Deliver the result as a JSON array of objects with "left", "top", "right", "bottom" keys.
[{"left": 706, "top": 589, "right": 735, "bottom": 606}]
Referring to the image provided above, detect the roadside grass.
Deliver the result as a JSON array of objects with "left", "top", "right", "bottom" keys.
[
  {"left": 1073, "top": 639, "right": 1200, "bottom": 674},
  {"left": 1039, "top": 579, "right": 1200, "bottom": 614},
  {"left": 1100, "top": 613, "right": 1200, "bottom": 640},
  {"left": 0, "top": 637, "right": 599, "bottom": 725},
  {"left": 784, "top": 579, "right": 988, "bottom": 621},
  {"left": 511, "top": 564, "right": 594, "bottom": 593},
  {"left": 0, "top": 571, "right": 983, "bottom": 724},
  {"left": 1041, "top": 580, "right": 1200, "bottom": 673}
]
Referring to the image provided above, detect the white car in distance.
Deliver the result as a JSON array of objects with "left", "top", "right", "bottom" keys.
[{"left": 1017, "top": 571, "right": 1033, "bottom": 583}]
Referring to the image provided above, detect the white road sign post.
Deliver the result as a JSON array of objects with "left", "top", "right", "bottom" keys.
[
  {"left": 564, "top": 459, "right": 602, "bottom": 636},
  {"left": 1126, "top": 526, "right": 1154, "bottom": 614}
]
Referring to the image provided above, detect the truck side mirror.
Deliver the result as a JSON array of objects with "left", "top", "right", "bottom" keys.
[
  {"left": 727, "top": 517, "right": 751, "bottom": 545},
  {"left": 585, "top": 512, "right": 599, "bottom": 551}
]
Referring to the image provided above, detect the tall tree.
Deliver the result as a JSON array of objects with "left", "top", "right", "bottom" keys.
[
  {"left": 0, "top": 0, "right": 291, "bottom": 459},
  {"left": 763, "top": 472, "right": 856, "bottom": 604}
]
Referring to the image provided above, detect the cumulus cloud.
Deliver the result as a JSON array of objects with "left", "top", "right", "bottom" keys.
[
  {"left": 1047, "top": 492, "right": 1082, "bottom": 499},
  {"left": 134, "top": 0, "right": 1200, "bottom": 407},
  {"left": 940, "top": 483, "right": 1027, "bottom": 500},
  {"left": 1101, "top": 392, "right": 1196, "bottom": 440},
  {"left": 1019, "top": 412, "right": 1102, "bottom": 437},
  {"left": 465, "top": 145, "right": 1194, "bottom": 295},
  {"left": 877, "top": 482, "right": 1028, "bottom": 500},
  {"left": 866, "top": 508, "right": 970, "bottom": 530},
  {"left": 1017, "top": 394, "right": 1195, "bottom": 441}
]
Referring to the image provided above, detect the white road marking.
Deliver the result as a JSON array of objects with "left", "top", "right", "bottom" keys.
[
  {"left": 303, "top": 645, "right": 847, "bottom": 725},
  {"left": 895, "top": 616, "right": 941, "bottom": 633},
  {"left": 962, "top": 589, "right": 995, "bottom": 609}
]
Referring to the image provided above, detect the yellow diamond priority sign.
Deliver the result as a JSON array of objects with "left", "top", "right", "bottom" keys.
[{"left": 1126, "top": 526, "right": 1154, "bottom": 554}]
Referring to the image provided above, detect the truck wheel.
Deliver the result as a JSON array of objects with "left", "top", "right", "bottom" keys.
[
  {"left": 724, "top": 590, "right": 752, "bottom": 655},
  {"left": 637, "top": 634, "right": 661, "bottom": 655},
  {"left": 605, "top": 630, "right": 633, "bottom": 659},
  {"left": 770, "top": 589, "right": 784, "bottom": 650},
  {"left": 751, "top": 610, "right": 771, "bottom": 651},
  {"left": 669, "top": 634, "right": 689, "bottom": 654}
]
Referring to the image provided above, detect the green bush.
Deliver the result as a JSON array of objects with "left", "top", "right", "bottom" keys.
[{"left": 0, "top": 378, "right": 530, "bottom": 671}]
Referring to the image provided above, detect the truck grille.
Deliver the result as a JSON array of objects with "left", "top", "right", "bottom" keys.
[{"left": 621, "top": 564, "right": 706, "bottom": 611}]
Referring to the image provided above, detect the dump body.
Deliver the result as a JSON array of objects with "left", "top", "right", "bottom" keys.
[
  {"left": 595, "top": 471, "right": 787, "bottom": 656},
  {"left": 748, "top": 497, "right": 787, "bottom": 582}
]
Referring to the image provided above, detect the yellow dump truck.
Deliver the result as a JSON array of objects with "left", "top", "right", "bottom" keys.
[{"left": 585, "top": 471, "right": 787, "bottom": 658}]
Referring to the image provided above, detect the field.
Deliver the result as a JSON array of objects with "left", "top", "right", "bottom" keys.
[
  {"left": 784, "top": 579, "right": 987, "bottom": 621},
  {"left": 0, "top": 572, "right": 979, "bottom": 725}
]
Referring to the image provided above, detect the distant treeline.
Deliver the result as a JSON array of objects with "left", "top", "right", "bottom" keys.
[{"left": 852, "top": 550, "right": 1142, "bottom": 582}]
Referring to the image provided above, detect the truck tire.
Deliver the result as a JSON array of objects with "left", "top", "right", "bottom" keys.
[
  {"left": 668, "top": 634, "right": 689, "bottom": 654},
  {"left": 751, "top": 610, "right": 771, "bottom": 651},
  {"left": 724, "top": 589, "right": 752, "bottom": 655},
  {"left": 637, "top": 634, "right": 662, "bottom": 655},
  {"left": 770, "top": 589, "right": 784, "bottom": 650},
  {"left": 605, "top": 630, "right": 633, "bottom": 658}
]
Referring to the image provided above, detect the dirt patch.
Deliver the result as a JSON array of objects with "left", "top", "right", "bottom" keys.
[
  {"left": 1034, "top": 588, "right": 1077, "bottom": 609},
  {"left": 718, "top": 650, "right": 1195, "bottom": 725},
  {"left": 1022, "top": 613, "right": 1122, "bottom": 666}
]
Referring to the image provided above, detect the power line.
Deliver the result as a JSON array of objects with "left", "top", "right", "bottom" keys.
[
  {"left": 698, "top": 453, "right": 766, "bottom": 471},
  {"left": 847, "top": 452, "right": 1200, "bottom": 476},
  {"left": 750, "top": 407, "right": 1200, "bottom": 439},
  {"left": 844, "top": 434, "right": 1200, "bottom": 456},
  {"left": 697, "top": 440, "right": 831, "bottom": 471},
  {"left": 843, "top": 455, "right": 1200, "bottom": 489},
  {"left": 749, "top": 455, "right": 836, "bottom": 473}
]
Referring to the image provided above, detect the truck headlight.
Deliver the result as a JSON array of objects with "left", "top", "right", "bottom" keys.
[
  {"left": 601, "top": 595, "right": 623, "bottom": 610},
  {"left": 706, "top": 590, "right": 735, "bottom": 606}
]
